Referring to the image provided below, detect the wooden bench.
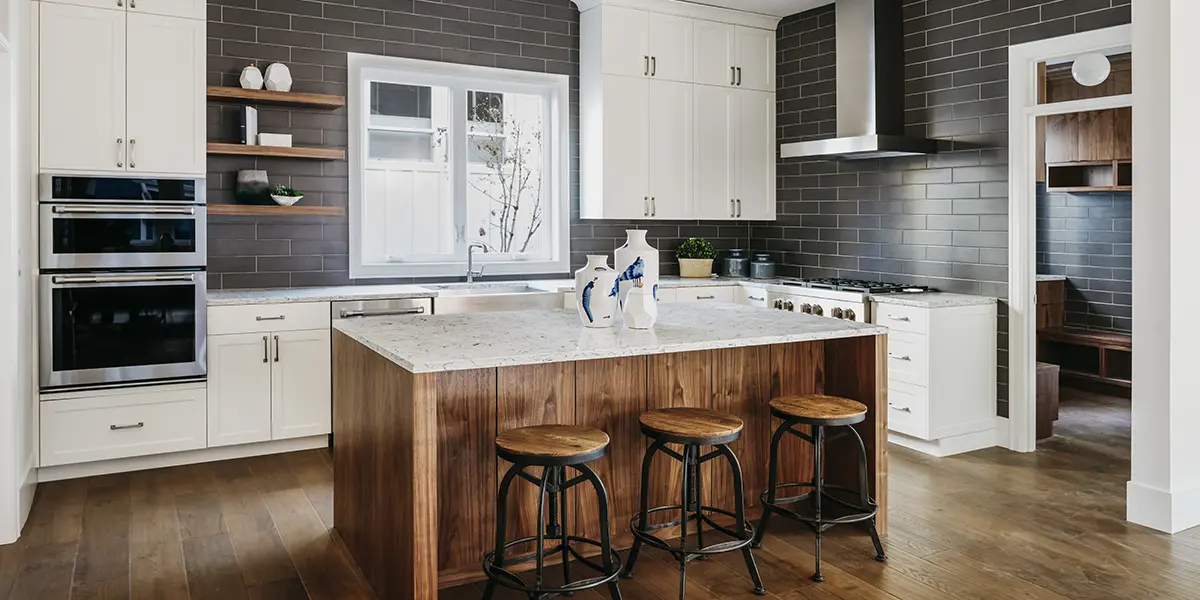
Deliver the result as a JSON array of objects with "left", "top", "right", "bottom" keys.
[{"left": 1037, "top": 327, "right": 1131, "bottom": 397}]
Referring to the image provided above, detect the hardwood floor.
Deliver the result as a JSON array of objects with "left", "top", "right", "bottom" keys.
[{"left": 4, "top": 389, "right": 1197, "bottom": 599}]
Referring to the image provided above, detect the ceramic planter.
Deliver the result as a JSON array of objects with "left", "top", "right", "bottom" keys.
[
  {"left": 271, "top": 194, "right": 302, "bottom": 207},
  {"left": 614, "top": 230, "right": 659, "bottom": 308},
  {"left": 574, "top": 255, "right": 619, "bottom": 328},
  {"left": 678, "top": 258, "right": 714, "bottom": 278}
]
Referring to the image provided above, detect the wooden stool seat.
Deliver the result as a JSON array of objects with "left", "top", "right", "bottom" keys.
[
  {"left": 639, "top": 407, "right": 744, "bottom": 445},
  {"left": 495, "top": 425, "right": 610, "bottom": 465},
  {"left": 769, "top": 394, "right": 867, "bottom": 426}
]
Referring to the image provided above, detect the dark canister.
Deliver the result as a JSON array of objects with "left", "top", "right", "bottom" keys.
[
  {"left": 750, "top": 253, "right": 776, "bottom": 279},
  {"left": 723, "top": 249, "right": 750, "bottom": 277}
]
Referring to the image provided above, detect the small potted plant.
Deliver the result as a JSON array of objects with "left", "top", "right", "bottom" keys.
[
  {"left": 270, "top": 184, "right": 303, "bottom": 207},
  {"left": 676, "top": 237, "right": 716, "bottom": 278}
]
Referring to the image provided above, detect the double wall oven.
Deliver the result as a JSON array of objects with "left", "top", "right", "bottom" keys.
[{"left": 39, "top": 175, "right": 207, "bottom": 389}]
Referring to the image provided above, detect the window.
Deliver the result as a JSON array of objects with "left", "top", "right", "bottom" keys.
[{"left": 348, "top": 54, "right": 570, "bottom": 278}]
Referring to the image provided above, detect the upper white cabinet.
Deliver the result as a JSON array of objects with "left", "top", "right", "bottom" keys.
[
  {"left": 580, "top": 0, "right": 776, "bottom": 221},
  {"left": 39, "top": 1, "right": 205, "bottom": 175},
  {"left": 42, "top": 0, "right": 204, "bottom": 19}
]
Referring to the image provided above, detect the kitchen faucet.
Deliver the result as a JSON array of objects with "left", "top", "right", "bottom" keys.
[{"left": 467, "top": 242, "right": 489, "bottom": 282}]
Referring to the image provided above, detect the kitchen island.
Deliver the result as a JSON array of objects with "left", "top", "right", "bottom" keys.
[{"left": 332, "top": 303, "right": 889, "bottom": 599}]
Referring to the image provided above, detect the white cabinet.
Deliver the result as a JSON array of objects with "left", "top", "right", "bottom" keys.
[
  {"left": 692, "top": 22, "right": 774, "bottom": 91},
  {"left": 735, "top": 27, "right": 775, "bottom": 91},
  {"left": 673, "top": 286, "right": 735, "bottom": 303},
  {"left": 38, "top": 1, "right": 205, "bottom": 175},
  {"left": 648, "top": 80, "right": 692, "bottom": 219},
  {"left": 271, "top": 329, "right": 334, "bottom": 440},
  {"left": 737, "top": 286, "right": 769, "bottom": 308},
  {"left": 693, "top": 86, "right": 776, "bottom": 220},
  {"left": 42, "top": 0, "right": 204, "bottom": 19},
  {"left": 735, "top": 89, "right": 776, "bottom": 220},
  {"left": 583, "top": 75, "right": 648, "bottom": 219},
  {"left": 592, "top": 6, "right": 692, "bottom": 82},
  {"left": 648, "top": 12, "right": 693, "bottom": 82},
  {"left": 208, "top": 333, "right": 273, "bottom": 447}
]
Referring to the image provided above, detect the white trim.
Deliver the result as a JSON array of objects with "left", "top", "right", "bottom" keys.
[
  {"left": 889, "top": 423, "right": 999, "bottom": 458},
  {"left": 1127, "top": 481, "right": 1200, "bottom": 534},
  {"left": 1005, "top": 24, "right": 1132, "bottom": 453},
  {"left": 36, "top": 435, "right": 329, "bottom": 482},
  {"left": 568, "top": 0, "right": 798, "bottom": 28}
]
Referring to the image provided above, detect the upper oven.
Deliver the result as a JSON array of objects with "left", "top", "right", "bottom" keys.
[
  {"left": 39, "top": 174, "right": 205, "bottom": 205},
  {"left": 40, "top": 203, "right": 206, "bottom": 270}
]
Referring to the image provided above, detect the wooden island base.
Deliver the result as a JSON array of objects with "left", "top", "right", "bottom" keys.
[{"left": 333, "top": 333, "right": 887, "bottom": 599}]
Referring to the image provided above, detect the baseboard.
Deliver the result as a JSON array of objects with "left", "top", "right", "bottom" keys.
[
  {"left": 18, "top": 450, "right": 36, "bottom": 532},
  {"left": 888, "top": 426, "right": 997, "bottom": 457},
  {"left": 1127, "top": 480, "right": 1200, "bottom": 534},
  {"left": 37, "top": 435, "right": 329, "bottom": 482}
]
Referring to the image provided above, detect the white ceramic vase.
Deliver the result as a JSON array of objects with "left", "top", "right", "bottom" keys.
[
  {"left": 622, "top": 284, "right": 657, "bottom": 329},
  {"left": 613, "top": 230, "right": 659, "bottom": 308},
  {"left": 264, "top": 63, "right": 293, "bottom": 92},
  {"left": 239, "top": 64, "right": 264, "bottom": 90},
  {"left": 574, "top": 255, "right": 619, "bottom": 328}
]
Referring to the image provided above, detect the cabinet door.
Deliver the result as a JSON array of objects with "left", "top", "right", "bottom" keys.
[
  {"left": 208, "top": 333, "right": 273, "bottom": 447},
  {"left": 1113, "top": 107, "right": 1132, "bottom": 161},
  {"left": 39, "top": 3, "right": 126, "bottom": 172},
  {"left": 735, "top": 26, "right": 775, "bottom": 91},
  {"left": 735, "top": 90, "right": 775, "bottom": 220},
  {"left": 126, "top": 12, "right": 205, "bottom": 175},
  {"left": 270, "top": 329, "right": 332, "bottom": 440},
  {"left": 601, "top": 75, "right": 650, "bottom": 218},
  {"left": 129, "top": 0, "right": 205, "bottom": 19},
  {"left": 648, "top": 12, "right": 692, "bottom": 83},
  {"left": 1044, "top": 114, "right": 1078, "bottom": 163},
  {"left": 1076, "top": 110, "right": 1115, "bottom": 162},
  {"left": 693, "top": 84, "right": 735, "bottom": 219},
  {"left": 693, "top": 20, "right": 735, "bottom": 87},
  {"left": 600, "top": 6, "right": 649, "bottom": 78},
  {"left": 648, "top": 80, "right": 692, "bottom": 219}
]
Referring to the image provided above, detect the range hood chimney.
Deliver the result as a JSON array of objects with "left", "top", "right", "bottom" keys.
[{"left": 779, "top": 0, "right": 938, "bottom": 160}]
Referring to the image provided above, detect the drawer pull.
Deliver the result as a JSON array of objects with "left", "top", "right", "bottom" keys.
[
  {"left": 256, "top": 315, "right": 286, "bottom": 321},
  {"left": 748, "top": 296, "right": 764, "bottom": 302},
  {"left": 889, "top": 353, "right": 912, "bottom": 362},
  {"left": 110, "top": 422, "right": 145, "bottom": 431},
  {"left": 888, "top": 315, "right": 911, "bottom": 322},
  {"left": 263, "top": 335, "right": 269, "bottom": 363},
  {"left": 696, "top": 295, "right": 716, "bottom": 300},
  {"left": 888, "top": 404, "right": 912, "bottom": 413}
]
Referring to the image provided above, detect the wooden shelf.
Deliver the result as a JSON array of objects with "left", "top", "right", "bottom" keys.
[
  {"left": 1047, "top": 185, "right": 1119, "bottom": 193},
  {"left": 208, "top": 204, "right": 345, "bottom": 217},
  {"left": 206, "top": 86, "right": 345, "bottom": 110},
  {"left": 207, "top": 143, "right": 345, "bottom": 160}
]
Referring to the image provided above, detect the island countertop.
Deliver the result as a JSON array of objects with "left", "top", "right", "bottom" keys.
[{"left": 333, "top": 302, "right": 888, "bottom": 373}]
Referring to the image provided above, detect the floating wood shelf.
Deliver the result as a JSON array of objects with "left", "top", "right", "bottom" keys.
[
  {"left": 206, "top": 86, "right": 345, "bottom": 110},
  {"left": 208, "top": 204, "right": 346, "bottom": 217},
  {"left": 207, "top": 143, "right": 345, "bottom": 160}
]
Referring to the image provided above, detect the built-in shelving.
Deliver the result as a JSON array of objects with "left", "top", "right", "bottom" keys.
[
  {"left": 206, "top": 143, "right": 345, "bottom": 160},
  {"left": 208, "top": 204, "right": 346, "bottom": 217},
  {"left": 206, "top": 86, "right": 345, "bottom": 110}
]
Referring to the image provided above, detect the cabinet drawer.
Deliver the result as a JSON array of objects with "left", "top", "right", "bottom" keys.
[
  {"left": 875, "top": 304, "right": 927, "bottom": 334},
  {"left": 40, "top": 383, "right": 207, "bottom": 467},
  {"left": 674, "top": 286, "right": 734, "bottom": 303},
  {"left": 738, "top": 286, "right": 770, "bottom": 308},
  {"left": 655, "top": 287, "right": 677, "bottom": 303},
  {"left": 209, "top": 301, "right": 331, "bottom": 335},
  {"left": 887, "top": 331, "right": 928, "bottom": 387},
  {"left": 886, "top": 381, "right": 929, "bottom": 439}
]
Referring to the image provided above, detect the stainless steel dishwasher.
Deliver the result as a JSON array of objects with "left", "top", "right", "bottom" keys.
[{"left": 331, "top": 297, "right": 434, "bottom": 320}]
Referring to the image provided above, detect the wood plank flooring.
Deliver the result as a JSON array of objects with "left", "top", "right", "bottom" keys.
[{"left": 4, "top": 389, "right": 1198, "bottom": 599}]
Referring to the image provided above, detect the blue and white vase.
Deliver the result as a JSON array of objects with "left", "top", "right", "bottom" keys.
[
  {"left": 622, "top": 284, "right": 657, "bottom": 329},
  {"left": 574, "top": 255, "right": 619, "bottom": 328},
  {"left": 614, "top": 230, "right": 660, "bottom": 308}
]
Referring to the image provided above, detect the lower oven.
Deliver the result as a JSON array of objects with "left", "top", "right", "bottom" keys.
[
  {"left": 40, "top": 203, "right": 206, "bottom": 270},
  {"left": 40, "top": 271, "right": 207, "bottom": 389}
]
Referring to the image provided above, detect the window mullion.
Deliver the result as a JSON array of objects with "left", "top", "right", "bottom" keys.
[{"left": 451, "top": 82, "right": 469, "bottom": 260}]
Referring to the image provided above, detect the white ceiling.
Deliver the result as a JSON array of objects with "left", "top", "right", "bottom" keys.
[{"left": 683, "top": 0, "right": 832, "bottom": 18}]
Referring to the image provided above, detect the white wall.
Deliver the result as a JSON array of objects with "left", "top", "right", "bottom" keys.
[{"left": 1127, "top": 0, "right": 1200, "bottom": 534}]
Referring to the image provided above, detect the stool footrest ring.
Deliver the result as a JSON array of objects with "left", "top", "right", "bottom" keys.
[
  {"left": 629, "top": 505, "right": 756, "bottom": 562},
  {"left": 483, "top": 534, "right": 622, "bottom": 596},
  {"left": 760, "top": 483, "right": 879, "bottom": 527}
]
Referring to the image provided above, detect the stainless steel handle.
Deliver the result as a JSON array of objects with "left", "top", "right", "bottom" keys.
[
  {"left": 644, "top": 56, "right": 649, "bottom": 76},
  {"left": 697, "top": 295, "right": 716, "bottom": 300},
  {"left": 644, "top": 196, "right": 649, "bottom": 217},
  {"left": 262, "top": 335, "right": 269, "bottom": 363},
  {"left": 116, "top": 0, "right": 122, "bottom": 7},
  {"left": 651, "top": 56, "right": 656, "bottom": 76},
  {"left": 109, "top": 422, "right": 143, "bottom": 430},
  {"left": 255, "top": 315, "right": 286, "bottom": 321},
  {"left": 51, "top": 273, "right": 195, "bottom": 284},
  {"left": 748, "top": 296, "right": 764, "bottom": 302},
  {"left": 339, "top": 307, "right": 426, "bottom": 319},
  {"left": 651, "top": 197, "right": 656, "bottom": 216},
  {"left": 116, "top": 138, "right": 123, "bottom": 167},
  {"left": 889, "top": 353, "right": 912, "bottom": 362},
  {"left": 737, "top": 67, "right": 742, "bottom": 86},
  {"left": 888, "top": 315, "right": 911, "bottom": 322},
  {"left": 129, "top": 139, "right": 136, "bottom": 169},
  {"left": 736, "top": 198, "right": 742, "bottom": 218},
  {"left": 730, "top": 66, "right": 736, "bottom": 86},
  {"left": 730, "top": 199, "right": 734, "bottom": 217},
  {"left": 889, "top": 404, "right": 912, "bottom": 413},
  {"left": 51, "top": 205, "right": 196, "bottom": 215},
  {"left": 130, "top": 0, "right": 135, "bottom": 7},
  {"left": 273, "top": 335, "right": 280, "bottom": 363}
]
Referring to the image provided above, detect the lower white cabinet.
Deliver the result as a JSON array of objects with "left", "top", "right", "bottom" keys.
[
  {"left": 207, "top": 332, "right": 274, "bottom": 447},
  {"left": 271, "top": 329, "right": 334, "bottom": 440},
  {"left": 667, "top": 285, "right": 735, "bottom": 303},
  {"left": 736, "top": 286, "right": 769, "bottom": 308}
]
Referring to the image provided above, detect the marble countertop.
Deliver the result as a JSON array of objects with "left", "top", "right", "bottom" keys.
[
  {"left": 870, "top": 292, "right": 997, "bottom": 308},
  {"left": 207, "top": 284, "right": 438, "bottom": 306},
  {"left": 1037, "top": 274, "right": 1067, "bottom": 282},
  {"left": 333, "top": 303, "right": 888, "bottom": 373}
]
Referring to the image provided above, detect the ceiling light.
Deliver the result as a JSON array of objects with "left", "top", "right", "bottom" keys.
[{"left": 1072, "top": 53, "right": 1112, "bottom": 87}]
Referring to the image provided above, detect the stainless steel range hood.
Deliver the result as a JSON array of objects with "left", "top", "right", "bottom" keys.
[{"left": 779, "top": 0, "right": 939, "bottom": 160}]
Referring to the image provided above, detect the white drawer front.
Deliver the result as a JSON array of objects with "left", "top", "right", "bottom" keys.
[
  {"left": 209, "top": 301, "right": 331, "bottom": 335},
  {"left": 674, "top": 286, "right": 734, "bottom": 303},
  {"left": 876, "top": 304, "right": 928, "bottom": 334},
  {"left": 40, "top": 384, "right": 207, "bottom": 467},
  {"left": 887, "top": 331, "right": 928, "bottom": 387},
  {"left": 887, "top": 381, "right": 929, "bottom": 439},
  {"left": 738, "top": 286, "right": 770, "bottom": 308}
]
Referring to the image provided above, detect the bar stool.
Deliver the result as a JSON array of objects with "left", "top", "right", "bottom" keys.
[
  {"left": 624, "top": 408, "right": 766, "bottom": 599},
  {"left": 483, "top": 424, "right": 623, "bottom": 600},
  {"left": 752, "top": 394, "right": 885, "bottom": 583}
]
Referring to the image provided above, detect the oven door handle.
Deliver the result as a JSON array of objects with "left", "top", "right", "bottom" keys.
[
  {"left": 51, "top": 273, "right": 197, "bottom": 285},
  {"left": 51, "top": 205, "right": 197, "bottom": 216}
]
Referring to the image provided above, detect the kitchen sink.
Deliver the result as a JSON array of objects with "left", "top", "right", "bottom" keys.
[
  {"left": 431, "top": 283, "right": 547, "bottom": 296},
  {"left": 431, "top": 283, "right": 564, "bottom": 314}
]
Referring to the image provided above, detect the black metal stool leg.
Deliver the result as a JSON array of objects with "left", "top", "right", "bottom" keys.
[
  {"left": 533, "top": 467, "right": 552, "bottom": 591},
  {"left": 555, "top": 467, "right": 576, "bottom": 594},
  {"left": 484, "top": 464, "right": 522, "bottom": 600},
  {"left": 690, "top": 445, "right": 706, "bottom": 559},
  {"left": 677, "top": 445, "right": 692, "bottom": 600},
  {"left": 575, "top": 462, "right": 623, "bottom": 600},
  {"left": 847, "top": 426, "right": 886, "bottom": 562},
  {"left": 624, "top": 439, "right": 663, "bottom": 578},
  {"left": 715, "top": 444, "right": 766, "bottom": 595},
  {"left": 811, "top": 425, "right": 825, "bottom": 583},
  {"left": 753, "top": 421, "right": 790, "bottom": 548}
]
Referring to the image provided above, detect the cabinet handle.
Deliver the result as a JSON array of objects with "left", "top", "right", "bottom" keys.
[
  {"left": 256, "top": 315, "right": 286, "bottom": 321},
  {"left": 651, "top": 197, "right": 656, "bottom": 216},
  {"left": 697, "top": 295, "right": 716, "bottom": 300},
  {"left": 729, "top": 199, "right": 734, "bottom": 217},
  {"left": 737, "top": 67, "right": 742, "bottom": 86},
  {"left": 116, "top": 138, "right": 123, "bottom": 168},
  {"left": 262, "top": 335, "right": 269, "bottom": 363},
  {"left": 889, "top": 353, "right": 912, "bottom": 362},
  {"left": 273, "top": 335, "right": 280, "bottom": 362},
  {"left": 644, "top": 56, "right": 649, "bottom": 76},
  {"left": 748, "top": 296, "right": 764, "bottom": 302},
  {"left": 110, "top": 422, "right": 144, "bottom": 430},
  {"left": 130, "top": 0, "right": 135, "bottom": 7},
  {"left": 888, "top": 314, "right": 911, "bottom": 322},
  {"left": 736, "top": 198, "right": 742, "bottom": 217},
  {"left": 730, "top": 66, "right": 736, "bottom": 86},
  {"left": 116, "top": 0, "right": 122, "bottom": 6},
  {"left": 644, "top": 196, "right": 649, "bottom": 217},
  {"left": 651, "top": 56, "right": 656, "bottom": 76},
  {"left": 129, "top": 138, "right": 136, "bottom": 169},
  {"left": 888, "top": 404, "right": 912, "bottom": 413}
]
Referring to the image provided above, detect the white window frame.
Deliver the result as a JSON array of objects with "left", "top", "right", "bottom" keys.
[{"left": 347, "top": 53, "right": 571, "bottom": 279}]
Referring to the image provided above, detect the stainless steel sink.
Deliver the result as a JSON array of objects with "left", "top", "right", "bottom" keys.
[
  {"left": 431, "top": 283, "right": 564, "bottom": 314},
  {"left": 432, "top": 283, "right": 546, "bottom": 296}
]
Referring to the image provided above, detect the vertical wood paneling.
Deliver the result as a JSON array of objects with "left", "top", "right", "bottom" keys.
[
  {"left": 709, "top": 346, "right": 771, "bottom": 513},
  {"left": 823, "top": 334, "right": 888, "bottom": 535},
  {"left": 646, "top": 350, "right": 711, "bottom": 526},
  {"left": 769, "top": 342, "right": 824, "bottom": 490},
  {"left": 436, "top": 369, "right": 498, "bottom": 574}
]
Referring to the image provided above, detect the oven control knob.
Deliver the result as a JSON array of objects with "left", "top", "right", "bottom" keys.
[
  {"left": 831, "top": 307, "right": 844, "bottom": 319},
  {"left": 812, "top": 305, "right": 824, "bottom": 316},
  {"left": 800, "top": 303, "right": 812, "bottom": 314},
  {"left": 784, "top": 301, "right": 795, "bottom": 311},
  {"left": 773, "top": 299, "right": 783, "bottom": 310},
  {"left": 845, "top": 308, "right": 856, "bottom": 321}
]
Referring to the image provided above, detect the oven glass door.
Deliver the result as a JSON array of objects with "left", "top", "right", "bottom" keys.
[
  {"left": 41, "top": 272, "right": 207, "bottom": 388},
  {"left": 41, "top": 175, "right": 204, "bottom": 204},
  {"left": 41, "top": 204, "right": 206, "bottom": 270}
]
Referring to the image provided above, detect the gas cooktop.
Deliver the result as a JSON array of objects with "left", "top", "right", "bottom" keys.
[{"left": 778, "top": 277, "right": 930, "bottom": 294}]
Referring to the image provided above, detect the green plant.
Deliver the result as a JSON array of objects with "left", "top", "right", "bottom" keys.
[
  {"left": 271, "top": 184, "right": 302, "bottom": 197},
  {"left": 676, "top": 238, "right": 715, "bottom": 260}
]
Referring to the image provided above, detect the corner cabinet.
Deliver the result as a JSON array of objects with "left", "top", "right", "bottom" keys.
[
  {"left": 39, "top": 0, "right": 205, "bottom": 175},
  {"left": 579, "top": 0, "right": 776, "bottom": 221}
]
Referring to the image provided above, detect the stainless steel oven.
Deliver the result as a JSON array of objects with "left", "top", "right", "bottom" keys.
[
  {"left": 39, "top": 270, "right": 207, "bottom": 389},
  {"left": 39, "top": 174, "right": 205, "bottom": 205},
  {"left": 40, "top": 203, "right": 206, "bottom": 270}
]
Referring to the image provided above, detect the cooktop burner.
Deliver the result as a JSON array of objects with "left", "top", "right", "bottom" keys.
[{"left": 779, "top": 277, "right": 930, "bottom": 294}]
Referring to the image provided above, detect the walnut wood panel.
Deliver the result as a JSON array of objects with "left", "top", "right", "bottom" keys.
[
  {"left": 207, "top": 142, "right": 345, "bottom": 160},
  {"left": 1045, "top": 55, "right": 1131, "bottom": 102},
  {"left": 709, "top": 346, "right": 771, "bottom": 513},
  {"left": 435, "top": 369, "right": 497, "bottom": 574},
  {"left": 1036, "top": 280, "right": 1065, "bottom": 330},
  {"left": 332, "top": 331, "right": 438, "bottom": 599},
  {"left": 574, "top": 356, "right": 647, "bottom": 544},
  {"left": 821, "top": 335, "right": 888, "bottom": 535},
  {"left": 646, "top": 351, "right": 711, "bottom": 526},
  {"left": 768, "top": 342, "right": 825, "bottom": 494},
  {"left": 496, "top": 362, "right": 576, "bottom": 554},
  {"left": 1076, "top": 111, "right": 1115, "bottom": 162},
  {"left": 1113, "top": 107, "right": 1132, "bottom": 161}
]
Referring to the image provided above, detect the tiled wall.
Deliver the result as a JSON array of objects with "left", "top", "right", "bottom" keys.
[
  {"left": 769, "top": 0, "right": 1131, "bottom": 414},
  {"left": 205, "top": 0, "right": 750, "bottom": 289},
  {"left": 1037, "top": 186, "right": 1132, "bottom": 332}
]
